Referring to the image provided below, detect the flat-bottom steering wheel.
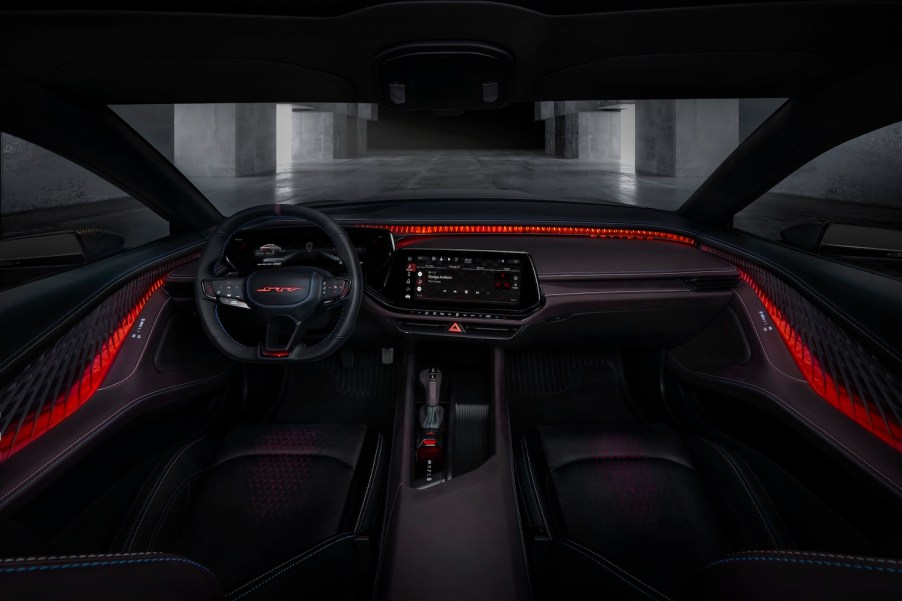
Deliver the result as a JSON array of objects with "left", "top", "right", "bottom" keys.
[{"left": 195, "top": 204, "right": 363, "bottom": 363}]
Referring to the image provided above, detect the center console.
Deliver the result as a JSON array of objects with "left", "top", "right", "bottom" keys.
[{"left": 378, "top": 344, "right": 529, "bottom": 600}]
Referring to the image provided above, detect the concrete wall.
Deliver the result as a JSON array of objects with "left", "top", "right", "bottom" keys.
[
  {"left": 236, "top": 103, "right": 277, "bottom": 175},
  {"left": 674, "top": 99, "right": 738, "bottom": 177},
  {"left": 636, "top": 99, "right": 738, "bottom": 177},
  {"left": 1, "top": 133, "right": 127, "bottom": 214},
  {"left": 111, "top": 104, "right": 175, "bottom": 162},
  {"left": 174, "top": 103, "right": 276, "bottom": 176},
  {"left": 174, "top": 104, "right": 238, "bottom": 177}
]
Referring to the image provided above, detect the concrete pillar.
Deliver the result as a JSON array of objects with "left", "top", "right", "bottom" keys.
[
  {"left": 292, "top": 112, "right": 336, "bottom": 160},
  {"left": 553, "top": 116, "right": 566, "bottom": 157},
  {"left": 620, "top": 105, "right": 636, "bottom": 166},
  {"left": 174, "top": 103, "right": 276, "bottom": 177},
  {"left": 290, "top": 103, "right": 378, "bottom": 161},
  {"left": 347, "top": 116, "right": 369, "bottom": 157},
  {"left": 635, "top": 99, "right": 738, "bottom": 177},
  {"left": 276, "top": 104, "right": 293, "bottom": 165},
  {"left": 576, "top": 111, "right": 621, "bottom": 161},
  {"left": 536, "top": 101, "right": 632, "bottom": 161},
  {"left": 544, "top": 119, "right": 556, "bottom": 156},
  {"left": 535, "top": 102, "right": 556, "bottom": 156},
  {"left": 351, "top": 103, "right": 377, "bottom": 157},
  {"left": 111, "top": 104, "right": 175, "bottom": 162}
]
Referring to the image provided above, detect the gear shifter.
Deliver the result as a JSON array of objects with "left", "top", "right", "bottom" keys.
[{"left": 418, "top": 367, "right": 444, "bottom": 429}]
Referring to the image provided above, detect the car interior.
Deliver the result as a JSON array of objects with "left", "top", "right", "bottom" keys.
[{"left": 1, "top": 2, "right": 902, "bottom": 600}]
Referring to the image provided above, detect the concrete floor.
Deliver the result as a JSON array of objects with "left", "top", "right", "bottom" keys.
[
  {"left": 3, "top": 149, "right": 900, "bottom": 252},
  {"left": 194, "top": 150, "right": 702, "bottom": 215}
]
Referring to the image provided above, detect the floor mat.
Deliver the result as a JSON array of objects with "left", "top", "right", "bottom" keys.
[
  {"left": 271, "top": 348, "right": 401, "bottom": 430},
  {"left": 506, "top": 348, "right": 634, "bottom": 427}
]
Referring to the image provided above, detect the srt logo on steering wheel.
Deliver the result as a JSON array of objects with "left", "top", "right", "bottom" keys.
[{"left": 255, "top": 287, "right": 302, "bottom": 293}]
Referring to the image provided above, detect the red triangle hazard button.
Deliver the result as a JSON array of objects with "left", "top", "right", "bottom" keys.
[{"left": 447, "top": 322, "right": 464, "bottom": 333}]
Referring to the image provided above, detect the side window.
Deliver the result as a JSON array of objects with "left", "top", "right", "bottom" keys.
[
  {"left": 734, "top": 121, "right": 902, "bottom": 280},
  {"left": 0, "top": 133, "right": 170, "bottom": 290}
]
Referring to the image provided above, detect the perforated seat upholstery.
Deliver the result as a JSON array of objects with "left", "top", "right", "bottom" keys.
[
  {"left": 523, "top": 423, "right": 902, "bottom": 600},
  {"left": 0, "top": 423, "right": 386, "bottom": 601}
]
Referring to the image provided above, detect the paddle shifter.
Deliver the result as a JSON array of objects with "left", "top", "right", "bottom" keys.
[
  {"left": 414, "top": 367, "right": 445, "bottom": 488},
  {"left": 419, "top": 367, "right": 444, "bottom": 429}
]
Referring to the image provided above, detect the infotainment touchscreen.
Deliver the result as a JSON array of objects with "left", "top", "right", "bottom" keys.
[{"left": 401, "top": 253, "right": 522, "bottom": 306}]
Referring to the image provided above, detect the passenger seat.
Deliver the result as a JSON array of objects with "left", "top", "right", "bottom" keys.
[{"left": 521, "top": 424, "right": 902, "bottom": 600}]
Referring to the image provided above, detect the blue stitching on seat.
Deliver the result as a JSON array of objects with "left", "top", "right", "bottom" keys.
[
  {"left": 0, "top": 557, "right": 208, "bottom": 574},
  {"left": 711, "top": 556, "right": 902, "bottom": 574}
]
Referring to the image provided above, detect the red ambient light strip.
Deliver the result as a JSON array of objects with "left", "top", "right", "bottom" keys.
[
  {"left": 358, "top": 224, "right": 695, "bottom": 246},
  {"left": 739, "top": 269, "right": 902, "bottom": 452},
  {"left": 0, "top": 277, "right": 166, "bottom": 461}
]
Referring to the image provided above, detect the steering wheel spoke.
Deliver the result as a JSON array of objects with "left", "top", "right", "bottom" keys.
[
  {"left": 201, "top": 277, "right": 251, "bottom": 309},
  {"left": 320, "top": 277, "right": 352, "bottom": 307},
  {"left": 261, "top": 316, "right": 308, "bottom": 357}
]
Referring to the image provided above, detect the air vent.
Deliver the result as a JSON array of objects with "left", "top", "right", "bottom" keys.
[{"left": 464, "top": 324, "right": 520, "bottom": 339}]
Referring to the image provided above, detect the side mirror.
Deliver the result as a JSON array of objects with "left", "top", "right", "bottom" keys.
[
  {"left": 781, "top": 221, "right": 902, "bottom": 258},
  {"left": 0, "top": 229, "right": 124, "bottom": 289}
]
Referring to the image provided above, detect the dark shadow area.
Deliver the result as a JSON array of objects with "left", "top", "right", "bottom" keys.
[{"left": 369, "top": 103, "right": 544, "bottom": 150}]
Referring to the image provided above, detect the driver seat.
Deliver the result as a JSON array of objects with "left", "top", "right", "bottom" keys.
[{"left": 0, "top": 423, "right": 386, "bottom": 601}]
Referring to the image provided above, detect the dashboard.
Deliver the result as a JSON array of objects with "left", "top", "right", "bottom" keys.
[{"left": 221, "top": 220, "right": 741, "bottom": 344}]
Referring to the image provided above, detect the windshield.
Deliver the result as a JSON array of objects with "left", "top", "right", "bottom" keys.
[{"left": 107, "top": 100, "right": 785, "bottom": 215}]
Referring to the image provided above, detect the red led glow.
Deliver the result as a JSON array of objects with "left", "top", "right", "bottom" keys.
[
  {"left": 739, "top": 270, "right": 902, "bottom": 452},
  {"left": 0, "top": 277, "right": 166, "bottom": 461},
  {"left": 358, "top": 224, "right": 695, "bottom": 247},
  {"left": 261, "top": 350, "right": 291, "bottom": 358}
]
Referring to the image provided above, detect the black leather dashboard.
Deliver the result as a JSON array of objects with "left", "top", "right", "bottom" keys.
[{"left": 361, "top": 234, "right": 739, "bottom": 345}]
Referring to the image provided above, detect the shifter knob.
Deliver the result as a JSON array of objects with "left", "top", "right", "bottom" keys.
[
  {"left": 418, "top": 367, "right": 444, "bottom": 429},
  {"left": 419, "top": 367, "right": 442, "bottom": 407}
]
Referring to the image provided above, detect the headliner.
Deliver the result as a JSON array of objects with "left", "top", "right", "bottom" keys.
[{"left": 1, "top": 2, "right": 900, "bottom": 104}]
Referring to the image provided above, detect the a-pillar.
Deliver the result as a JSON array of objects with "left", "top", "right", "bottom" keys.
[
  {"left": 635, "top": 99, "right": 738, "bottom": 177},
  {"left": 174, "top": 103, "right": 277, "bottom": 177},
  {"left": 111, "top": 104, "right": 175, "bottom": 162}
]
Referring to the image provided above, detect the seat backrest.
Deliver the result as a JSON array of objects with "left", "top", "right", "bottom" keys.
[
  {"left": 695, "top": 550, "right": 902, "bottom": 600},
  {"left": 0, "top": 552, "right": 222, "bottom": 601}
]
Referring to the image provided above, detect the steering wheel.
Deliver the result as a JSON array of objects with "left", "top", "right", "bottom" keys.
[{"left": 195, "top": 204, "right": 363, "bottom": 363}]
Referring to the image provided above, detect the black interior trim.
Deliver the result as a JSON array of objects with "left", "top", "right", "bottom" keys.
[{"left": 0, "top": 69, "right": 222, "bottom": 231}]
